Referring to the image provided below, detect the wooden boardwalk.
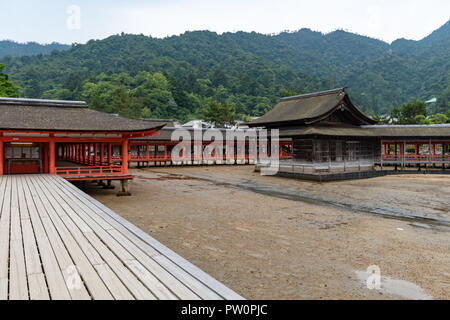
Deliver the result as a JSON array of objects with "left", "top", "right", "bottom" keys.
[{"left": 0, "top": 174, "right": 243, "bottom": 300}]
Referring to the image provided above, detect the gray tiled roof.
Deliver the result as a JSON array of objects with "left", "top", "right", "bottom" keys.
[
  {"left": 0, "top": 97, "right": 164, "bottom": 133},
  {"left": 248, "top": 88, "right": 376, "bottom": 127}
]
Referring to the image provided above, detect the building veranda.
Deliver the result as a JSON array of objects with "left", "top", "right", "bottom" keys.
[{"left": 0, "top": 97, "right": 164, "bottom": 194}]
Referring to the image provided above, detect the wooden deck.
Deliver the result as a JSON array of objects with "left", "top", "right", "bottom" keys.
[{"left": 0, "top": 174, "right": 243, "bottom": 300}]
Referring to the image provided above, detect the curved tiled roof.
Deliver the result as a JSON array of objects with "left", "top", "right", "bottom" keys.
[
  {"left": 248, "top": 88, "right": 376, "bottom": 127},
  {"left": 0, "top": 97, "right": 164, "bottom": 133}
]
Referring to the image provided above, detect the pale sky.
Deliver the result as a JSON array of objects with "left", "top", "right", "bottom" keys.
[{"left": 0, "top": 0, "right": 449, "bottom": 44}]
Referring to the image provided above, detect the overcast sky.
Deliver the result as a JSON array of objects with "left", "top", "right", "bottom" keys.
[{"left": 0, "top": 0, "right": 448, "bottom": 44}]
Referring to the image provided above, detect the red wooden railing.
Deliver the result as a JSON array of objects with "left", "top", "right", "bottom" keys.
[
  {"left": 382, "top": 154, "right": 450, "bottom": 162},
  {"left": 56, "top": 165, "right": 123, "bottom": 177}
]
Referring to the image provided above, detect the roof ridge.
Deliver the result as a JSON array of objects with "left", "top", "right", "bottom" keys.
[
  {"left": 0, "top": 97, "right": 88, "bottom": 108},
  {"left": 363, "top": 124, "right": 450, "bottom": 128},
  {"left": 279, "top": 87, "right": 346, "bottom": 102}
]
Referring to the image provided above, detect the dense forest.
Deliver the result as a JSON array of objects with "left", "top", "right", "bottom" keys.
[
  {"left": 0, "top": 19, "right": 449, "bottom": 123},
  {"left": 0, "top": 41, "right": 70, "bottom": 58}
]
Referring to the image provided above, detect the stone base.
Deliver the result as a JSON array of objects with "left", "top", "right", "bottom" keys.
[{"left": 117, "top": 179, "right": 131, "bottom": 196}]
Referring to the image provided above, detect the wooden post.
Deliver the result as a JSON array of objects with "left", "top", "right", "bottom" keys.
[
  {"left": 428, "top": 139, "right": 432, "bottom": 167},
  {"left": 49, "top": 138, "right": 56, "bottom": 174},
  {"left": 0, "top": 134, "right": 3, "bottom": 176},
  {"left": 94, "top": 143, "right": 97, "bottom": 165},
  {"left": 402, "top": 140, "right": 406, "bottom": 169},
  {"left": 108, "top": 143, "right": 112, "bottom": 166},
  {"left": 90, "top": 143, "right": 93, "bottom": 165},
  {"left": 117, "top": 179, "right": 131, "bottom": 196},
  {"left": 100, "top": 143, "right": 104, "bottom": 165},
  {"left": 394, "top": 142, "right": 398, "bottom": 171},
  {"left": 121, "top": 137, "right": 129, "bottom": 174},
  {"left": 443, "top": 143, "right": 446, "bottom": 170}
]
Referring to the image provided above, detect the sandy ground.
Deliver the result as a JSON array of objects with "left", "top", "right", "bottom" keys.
[{"left": 86, "top": 166, "right": 450, "bottom": 300}]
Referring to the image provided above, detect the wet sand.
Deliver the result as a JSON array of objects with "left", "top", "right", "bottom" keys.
[{"left": 87, "top": 166, "right": 450, "bottom": 299}]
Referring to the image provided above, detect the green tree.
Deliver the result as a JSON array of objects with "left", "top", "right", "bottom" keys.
[
  {"left": 413, "top": 115, "right": 430, "bottom": 125},
  {"left": 281, "top": 89, "right": 297, "bottom": 97},
  {"left": 390, "top": 99, "right": 427, "bottom": 124},
  {"left": 429, "top": 113, "right": 449, "bottom": 124},
  {"left": 202, "top": 101, "right": 236, "bottom": 128},
  {"left": 0, "top": 63, "right": 19, "bottom": 97}
]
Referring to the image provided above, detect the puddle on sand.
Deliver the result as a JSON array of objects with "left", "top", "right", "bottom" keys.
[
  {"left": 136, "top": 174, "right": 202, "bottom": 181},
  {"left": 355, "top": 270, "right": 433, "bottom": 300}
]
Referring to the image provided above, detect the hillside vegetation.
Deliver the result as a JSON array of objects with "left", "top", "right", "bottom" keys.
[
  {"left": 0, "top": 19, "right": 449, "bottom": 122},
  {"left": 0, "top": 41, "right": 70, "bottom": 58}
]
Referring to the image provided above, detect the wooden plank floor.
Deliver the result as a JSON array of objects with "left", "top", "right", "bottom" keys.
[{"left": 0, "top": 174, "right": 243, "bottom": 300}]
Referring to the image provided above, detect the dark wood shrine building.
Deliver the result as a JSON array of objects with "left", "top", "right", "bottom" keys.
[
  {"left": 248, "top": 88, "right": 450, "bottom": 180},
  {"left": 0, "top": 97, "right": 163, "bottom": 194},
  {"left": 248, "top": 88, "right": 381, "bottom": 178}
]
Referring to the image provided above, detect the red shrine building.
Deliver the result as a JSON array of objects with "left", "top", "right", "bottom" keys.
[{"left": 0, "top": 97, "right": 163, "bottom": 194}]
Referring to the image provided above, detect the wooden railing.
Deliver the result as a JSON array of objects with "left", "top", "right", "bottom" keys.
[
  {"left": 128, "top": 152, "right": 292, "bottom": 162},
  {"left": 382, "top": 154, "right": 450, "bottom": 162},
  {"left": 56, "top": 165, "right": 123, "bottom": 177}
]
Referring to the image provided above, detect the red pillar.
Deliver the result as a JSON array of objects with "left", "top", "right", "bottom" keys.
[
  {"left": 88, "top": 143, "right": 92, "bottom": 165},
  {"left": 146, "top": 143, "right": 150, "bottom": 160},
  {"left": 42, "top": 144, "right": 49, "bottom": 173},
  {"left": 88, "top": 143, "right": 92, "bottom": 164},
  {"left": 108, "top": 143, "right": 112, "bottom": 165},
  {"left": 122, "top": 137, "right": 129, "bottom": 174},
  {"left": 49, "top": 137, "right": 56, "bottom": 174},
  {"left": 100, "top": 143, "right": 104, "bottom": 165},
  {"left": 94, "top": 143, "right": 98, "bottom": 165}
]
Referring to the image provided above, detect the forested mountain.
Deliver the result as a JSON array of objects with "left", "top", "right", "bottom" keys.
[
  {"left": 0, "top": 41, "right": 70, "bottom": 58},
  {"left": 0, "top": 19, "right": 449, "bottom": 122}
]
